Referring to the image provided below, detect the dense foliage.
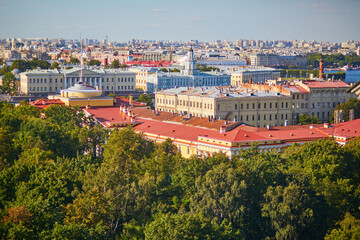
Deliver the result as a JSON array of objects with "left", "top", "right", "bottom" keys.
[
  {"left": 280, "top": 69, "right": 346, "bottom": 80},
  {"left": 330, "top": 98, "right": 360, "bottom": 123},
  {"left": 0, "top": 101, "right": 359, "bottom": 239},
  {"left": 0, "top": 59, "right": 51, "bottom": 76},
  {"left": 307, "top": 53, "right": 360, "bottom": 68}
]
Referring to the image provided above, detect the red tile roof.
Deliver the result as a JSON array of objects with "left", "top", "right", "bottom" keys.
[
  {"left": 29, "top": 99, "right": 65, "bottom": 109},
  {"left": 302, "top": 81, "right": 350, "bottom": 88}
]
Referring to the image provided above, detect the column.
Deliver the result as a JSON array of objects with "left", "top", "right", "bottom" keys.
[
  {"left": 64, "top": 76, "right": 67, "bottom": 89},
  {"left": 89, "top": 77, "right": 92, "bottom": 86},
  {"left": 99, "top": 77, "right": 102, "bottom": 89},
  {"left": 94, "top": 78, "right": 97, "bottom": 88}
]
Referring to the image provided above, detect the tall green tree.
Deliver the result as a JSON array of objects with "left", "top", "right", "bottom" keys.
[
  {"left": 262, "top": 182, "right": 328, "bottom": 240},
  {"left": 110, "top": 60, "right": 120, "bottom": 69},
  {"left": 1, "top": 72, "right": 17, "bottom": 94}
]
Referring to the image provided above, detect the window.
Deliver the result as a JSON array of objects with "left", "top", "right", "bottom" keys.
[
  {"left": 50, "top": 87, "right": 52, "bottom": 91},
  {"left": 269, "top": 114, "right": 272, "bottom": 120},
  {"left": 264, "top": 115, "right": 266, "bottom": 120},
  {"left": 247, "top": 104, "right": 249, "bottom": 109},
  {"left": 107, "top": 78, "right": 109, "bottom": 82},
  {"left": 235, "top": 104, "right": 237, "bottom": 110},
  {"left": 270, "top": 103, "right": 272, "bottom": 108},
  {"left": 258, "top": 103, "right": 261, "bottom": 109},
  {"left": 44, "top": 79, "right": 47, "bottom": 83},
  {"left": 285, "top": 103, "right": 288, "bottom": 108},
  {"left": 50, "top": 79, "right": 52, "bottom": 83},
  {"left": 241, "top": 104, "right": 243, "bottom": 109},
  {"left": 264, "top": 103, "right": 266, "bottom": 108},
  {"left": 118, "top": 78, "right": 120, "bottom": 82},
  {"left": 44, "top": 87, "right": 47, "bottom": 91},
  {"left": 281, "top": 102, "right": 284, "bottom": 108},
  {"left": 275, "top": 103, "right": 277, "bottom": 108},
  {"left": 218, "top": 105, "right": 220, "bottom": 110},
  {"left": 55, "top": 79, "right": 58, "bottom": 83}
]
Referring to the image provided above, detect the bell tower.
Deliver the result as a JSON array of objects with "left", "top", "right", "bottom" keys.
[{"left": 183, "top": 47, "right": 198, "bottom": 75}]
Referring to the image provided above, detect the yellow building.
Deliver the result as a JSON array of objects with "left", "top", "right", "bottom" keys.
[
  {"left": 128, "top": 67, "right": 157, "bottom": 92},
  {"left": 155, "top": 80, "right": 354, "bottom": 127},
  {"left": 48, "top": 82, "right": 113, "bottom": 107}
]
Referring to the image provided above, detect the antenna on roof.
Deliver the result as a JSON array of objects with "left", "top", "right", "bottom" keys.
[{"left": 79, "top": 34, "right": 83, "bottom": 84}]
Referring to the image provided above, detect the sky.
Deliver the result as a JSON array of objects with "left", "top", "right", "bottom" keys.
[{"left": 0, "top": 0, "right": 359, "bottom": 43}]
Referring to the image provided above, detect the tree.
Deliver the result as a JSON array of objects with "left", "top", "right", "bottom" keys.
[
  {"left": 88, "top": 60, "right": 101, "bottom": 66},
  {"left": 330, "top": 98, "right": 360, "bottom": 123},
  {"left": 190, "top": 163, "right": 248, "bottom": 227},
  {"left": 325, "top": 212, "right": 360, "bottom": 240},
  {"left": 1, "top": 72, "right": 17, "bottom": 94},
  {"left": 51, "top": 62, "right": 60, "bottom": 69},
  {"left": 297, "top": 113, "right": 321, "bottom": 125},
  {"left": 144, "top": 212, "right": 242, "bottom": 240},
  {"left": 138, "top": 94, "right": 151, "bottom": 105},
  {"left": 110, "top": 60, "right": 120, "bottom": 69},
  {"left": 262, "top": 182, "right": 328, "bottom": 240},
  {"left": 69, "top": 57, "right": 80, "bottom": 65}
]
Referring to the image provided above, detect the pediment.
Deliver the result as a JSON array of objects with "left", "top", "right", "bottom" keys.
[{"left": 65, "top": 69, "right": 101, "bottom": 76}]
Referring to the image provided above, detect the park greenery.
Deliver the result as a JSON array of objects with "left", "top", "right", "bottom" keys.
[
  {"left": 0, "top": 101, "right": 359, "bottom": 239},
  {"left": 0, "top": 59, "right": 51, "bottom": 76},
  {"left": 307, "top": 53, "right": 360, "bottom": 69},
  {"left": 196, "top": 64, "right": 220, "bottom": 72},
  {"left": 280, "top": 69, "right": 346, "bottom": 80},
  {"left": 0, "top": 72, "right": 17, "bottom": 94},
  {"left": 330, "top": 98, "right": 360, "bottom": 123},
  {"left": 297, "top": 113, "right": 321, "bottom": 125}
]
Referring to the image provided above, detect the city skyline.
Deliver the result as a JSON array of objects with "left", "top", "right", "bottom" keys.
[{"left": 0, "top": 0, "right": 359, "bottom": 43}]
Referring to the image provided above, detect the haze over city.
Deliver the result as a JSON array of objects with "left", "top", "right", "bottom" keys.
[{"left": 0, "top": 0, "right": 359, "bottom": 42}]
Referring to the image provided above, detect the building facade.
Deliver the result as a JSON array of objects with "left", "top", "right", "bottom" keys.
[
  {"left": 155, "top": 80, "right": 354, "bottom": 127},
  {"left": 143, "top": 48, "right": 230, "bottom": 92},
  {"left": 250, "top": 54, "right": 307, "bottom": 67},
  {"left": 19, "top": 68, "right": 136, "bottom": 95},
  {"left": 230, "top": 67, "right": 281, "bottom": 85}
]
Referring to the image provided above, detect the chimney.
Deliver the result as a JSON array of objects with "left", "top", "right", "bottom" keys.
[
  {"left": 220, "top": 126, "right": 226, "bottom": 134},
  {"left": 324, "top": 123, "right": 329, "bottom": 128},
  {"left": 284, "top": 120, "right": 288, "bottom": 126},
  {"left": 266, "top": 125, "right": 271, "bottom": 130},
  {"left": 129, "top": 94, "right": 133, "bottom": 105}
]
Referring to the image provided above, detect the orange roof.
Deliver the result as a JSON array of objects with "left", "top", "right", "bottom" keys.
[
  {"left": 302, "top": 81, "right": 349, "bottom": 88},
  {"left": 29, "top": 99, "right": 65, "bottom": 109},
  {"left": 115, "top": 97, "right": 147, "bottom": 108}
]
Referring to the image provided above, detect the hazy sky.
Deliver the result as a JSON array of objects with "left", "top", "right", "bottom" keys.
[{"left": 0, "top": 0, "right": 359, "bottom": 42}]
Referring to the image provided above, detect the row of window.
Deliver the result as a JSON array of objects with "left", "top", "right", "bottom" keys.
[
  {"left": 156, "top": 98, "right": 214, "bottom": 110},
  {"left": 104, "top": 85, "right": 134, "bottom": 90},
  {"left": 29, "top": 78, "right": 63, "bottom": 84},
  {"left": 30, "top": 86, "right": 62, "bottom": 92},
  {"left": 239, "top": 113, "right": 288, "bottom": 122}
]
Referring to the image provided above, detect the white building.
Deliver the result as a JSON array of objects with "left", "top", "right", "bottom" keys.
[
  {"left": 144, "top": 48, "right": 230, "bottom": 92},
  {"left": 19, "top": 68, "right": 136, "bottom": 95}
]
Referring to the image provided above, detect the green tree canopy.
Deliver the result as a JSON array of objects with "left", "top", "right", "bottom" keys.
[
  {"left": 1, "top": 72, "right": 16, "bottom": 94},
  {"left": 110, "top": 59, "right": 120, "bottom": 69}
]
